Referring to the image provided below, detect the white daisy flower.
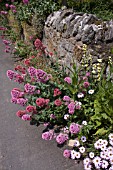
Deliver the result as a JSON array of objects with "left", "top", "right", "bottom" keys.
[
  {"left": 79, "top": 146, "right": 86, "bottom": 153},
  {"left": 64, "top": 114, "right": 69, "bottom": 120},
  {"left": 89, "top": 152, "right": 95, "bottom": 159},
  {"left": 100, "top": 145, "right": 107, "bottom": 151},
  {"left": 110, "top": 157, "right": 113, "bottom": 165},
  {"left": 77, "top": 93, "right": 84, "bottom": 98},
  {"left": 94, "top": 141, "right": 100, "bottom": 149},
  {"left": 102, "top": 140, "right": 108, "bottom": 146},
  {"left": 84, "top": 164, "right": 92, "bottom": 170},
  {"left": 100, "top": 151, "right": 106, "bottom": 159},
  {"left": 110, "top": 140, "right": 113, "bottom": 146},
  {"left": 75, "top": 152, "right": 81, "bottom": 159},
  {"left": 108, "top": 146, "right": 113, "bottom": 152},
  {"left": 71, "top": 150, "right": 77, "bottom": 160},
  {"left": 82, "top": 121, "right": 87, "bottom": 126},
  {"left": 109, "top": 134, "right": 113, "bottom": 140},
  {"left": 83, "top": 158, "right": 91, "bottom": 165},
  {"left": 88, "top": 89, "right": 94, "bottom": 94},
  {"left": 108, "top": 151, "right": 113, "bottom": 158},
  {"left": 93, "top": 156, "right": 101, "bottom": 167},
  {"left": 74, "top": 140, "right": 80, "bottom": 147},
  {"left": 81, "top": 136, "right": 87, "bottom": 142},
  {"left": 101, "top": 160, "right": 109, "bottom": 169}
]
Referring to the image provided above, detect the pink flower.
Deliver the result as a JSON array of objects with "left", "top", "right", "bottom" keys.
[
  {"left": 15, "top": 74, "right": 24, "bottom": 83},
  {"left": 28, "top": 67, "right": 36, "bottom": 77},
  {"left": 24, "top": 83, "right": 36, "bottom": 93},
  {"left": 23, "top": 0, "right": 29, "bottom": 4},
  {"left": 16, "top": 110, "right": 26, "bottom": 117},
  {"left": 24, "top": 59, "right": 31, "bottom": 66},
  {"left": 36, "top": 98, "right": 45, "bottom": 107},
  {"left": 63, "top": 96, "right": 70, "bottom": 101},
  {"left": 11, "top": 89, "right": 22, "bottom": 98},
  {"left": 12, "top": 10, "right": 17, "bottom": 13},
  {"left": 11, "top": 98, "right": 17, "bottom": 104},
  {"left": 86, "top": 72, "right": 90, "bottom": 77},
  {"left": 45, "top": 99, "right": 50, "bottom": 105},
  {"left": 5, "top": 4, "right": 9, "bottom": 8},
  {"left": 63, "top": 149, "right": 71, "bottom": 158},
  {"left": 22, "top": 114, "right": 31, "bottom": 121},
  {"left": 34, "top": 38, "right": 45, "bottom": 51},
  {"left": 56, "top": 133, "right": 68, "bottom": 144},
  {"left": 68, "top": 102, "right": 75, "bottom": 114},
  {"left": 36, "top": 69, "right": 49, "bottom": 83},
  {"left": 50, "top": 114, "right": 56, "bottom": 119},
  {"left": 10, "top": 5, "right": 16, "bottom": 9},
  {"left": 26, "top": 105, "right": 36, "bottom": 112},
  {"left": 3, "top": 39, "right": 10, "bottom": 45},
  {"left": 69, "top": 123, "right": 80, "bottom": 134},
  {"left": 64, "top": 77, "right": 72, "bottom": 84},
  {"left": 17, "top": 98, "right": 28, "bottom": 106},
  {"left": 83, "top": 82, "right": 90, "bottom": 88},
  {"left": 42, "top": 130, "right": 54, "bottom": 140},
  {"left": 54, "top": 99, "right": 62, "bottom": 106},
  {"left": 7, "top": 70, "right": 16, "bottom": 80},
  {"left": 54, "top": 88, "right": 61, "bottom": 97}
]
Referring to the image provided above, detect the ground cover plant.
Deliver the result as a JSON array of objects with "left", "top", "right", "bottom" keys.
[{"left": 6, "top": 37, "right": 113, "bottom": 170}]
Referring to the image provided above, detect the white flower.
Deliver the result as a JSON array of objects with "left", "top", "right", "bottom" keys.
[
  {"left": 71, "top": 150, "right": 77, "bottom": 160},
  {"left": 89, "top": 152, "right": 94, "bottom": 159},
  {"left": 100, "top": 151, "right": 106, "bottom": 159},
  {"left": 81, "top": 136, "right": 87, "bottom": 142},
  {"left": 109, "top": 134, "right": 113, "bottom": 140},
  {"left": 88, "top": 89, "right": 94, "bottom": 94},
  {"left": 109, "top": 166, "right": 113, "bottom": 170},
  {"left": 110, "top": 140, "right": 113, "bottom": 146},
  {"left": 64, "top": 114, "right": 69, "bottom": 120},
  {"left": 94, "top": 141, "right": 100, "bottom": 149},
  {"left": 77, "top": 93, "right": 84, "bottom": 98},
  {"left": 74, "top": 140, "right": 80, "bottom": 147},
  {"left": 101, "top": 160, "right": 109, "bottom": 169},
  {"left": 79, "top": 146, "right": 86, "bottom": 153},
  {"left": 110, "top": 157, "right": 113, "bottom": 165},
  {"left": 75, "top": 152, "right": 81, "bottom": 159},
  {"left": 108, "top": 146, "right": 113, "bottom": 152},
  {"left": 100, "top": 145, "right": 107, "bottom": 151},
  {"left": 84, "top": 164, "right": 92, "bottom": 170},
  {"left": 83, "top": 158, "right": 91, "bottom": 165},
  {"left": 108, "top": 151, "right": 113, "bottom": 158},
  {"left": 93, "top": 156, "right": 101, "bottom": 168},
  {"left": 82, "top": 121, "right": 87, "bottom": 126},
  {"left": 98, "top": 139, "right": 103, "bottom": 145},
  {"left": 102, "top": 140, "right": 108, "bottom": 146}
]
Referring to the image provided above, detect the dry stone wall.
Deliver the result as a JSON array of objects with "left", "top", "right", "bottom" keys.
[{"left": 43, "top": 8, "right": 113, "bottom": 73}]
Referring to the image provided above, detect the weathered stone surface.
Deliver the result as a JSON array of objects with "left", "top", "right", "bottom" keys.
[{"left": 43, "top": 8, "right": 113, "bottom": 71}]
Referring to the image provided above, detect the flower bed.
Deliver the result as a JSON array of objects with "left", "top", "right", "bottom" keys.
[{"left": 5, "top": 37, "right": 113, "bottom": 170}]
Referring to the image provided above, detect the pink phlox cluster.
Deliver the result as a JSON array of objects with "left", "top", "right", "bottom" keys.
[
  {"left": 17, "top": 98, "right": 28, "bottom": 106},
  {"left": 68, "top": 102, "right": 75, "bottom": 114},
  {"left": 7, "top": 70, "right": 16, "bottom": 80},
  {"left": 56, "top": 133, "right": 68, "bottom": 144},
  {"left": 54, "top": 99, "right": 62, "bottom": 106},
  {"left": 53, "top": 88, "right": 61, "bottom": 97},
  {"left": 3, "top": 39, "right": 10, "bottom": 45},
  {"left": 14, "top": 73, "right": 24, "bottom": 83},
  {"left": 63, "top": 149, "right": 71, "bottom": 158},
  {"left": 69, "top": 123, "right": 80, "bottom": 134},
  {"left": 75, "top": 101, "right": 82, "bottom": 110},
  {"left": 26, "top": 105, "right": 36, "bottom": 113},
  {"left": 36, "top": 69, "right": 49, "bottom": 83},
  {"left": 23, "top": 0, "right": 29, "bottom": 4},
  {"left": 64, "top": 77, "right": 72, "bottom": 84},
  {"left": 42, "top": 130, "right": 54, "bottom": 140},
  {"left": 1, "top": 11, "right": 8, "bottom": 15},
  {"left": 34, "top": 38, "right": 45, "bottom": 51},
  {"left": 22, "top": 114, "right": 31, "bottom": 121},
  {"left": 83, "top": 81, "right": 90, "bottom": 88},
  {"left": 11, "top": 88, "right": 24, "bottom": 99},
  {"left": 28, "top": 67, "right": 37, "bottom": 77},
  {"left": 36, "top": 98, "right": 49, "bottom": 107},
  {"left": 24, "top": 83, "right": 36, "bottom": 93}
]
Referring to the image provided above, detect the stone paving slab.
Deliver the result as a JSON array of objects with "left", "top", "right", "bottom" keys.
[{"left": 0, "top": 37, "right": 84, "bottom": 170}]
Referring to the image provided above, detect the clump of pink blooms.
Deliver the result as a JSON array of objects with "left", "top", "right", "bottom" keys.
[
  {"left": 69, "top": 123, "right": 80, "bottom": 134},
  {"left": 64, "top": 77, "right": 72, "bottom": 84},
  {"left": 56, "top": 133, "right": 68, "bottom": 144}
]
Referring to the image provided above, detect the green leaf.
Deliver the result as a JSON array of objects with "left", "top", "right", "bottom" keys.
[{"left": 95, "top": 128, "right": 108, "bottom": 136}]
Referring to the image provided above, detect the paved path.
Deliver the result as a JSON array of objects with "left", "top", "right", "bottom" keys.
[{"left": 0, "top": 37, "right": 83, "bottom": 170}]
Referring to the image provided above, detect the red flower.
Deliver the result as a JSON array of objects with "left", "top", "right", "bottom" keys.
[
  {"left": 54, "top": 88, "right": 61, "bottom": 97},
  {"left": 36, "top": 98, "right": 45, "bottom": 107},
  {"left": 54, "top": 99, "right": 62, "bottom": 106},
  {"left": 26, "top": 105, "right": 36, "bottom": 112},
  {"left": 24, "top": 59, "right": 31, "bottom": 66},
  {"left": 16, "top": 110, "right": 26, "bottom": 117}
]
